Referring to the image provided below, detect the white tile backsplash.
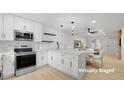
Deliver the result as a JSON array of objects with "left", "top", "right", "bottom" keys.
[
  {"left": 0, "top": 41, "right": 14, "bottom": 53},
  {"left": 0, "top": 41, "right": 34, "bottom": 53}
]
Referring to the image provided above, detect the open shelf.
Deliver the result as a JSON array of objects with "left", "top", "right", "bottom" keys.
[
  {"left": 42, "top": 40, "right": 54, "bottom": 43},
  {"left": 43, "top": 33, "right": 56, "bottom": 36}
]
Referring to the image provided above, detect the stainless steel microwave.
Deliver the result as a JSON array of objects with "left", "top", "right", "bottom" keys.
[{"left": 14, "top": 30, "right": 33, "bottom": 41}]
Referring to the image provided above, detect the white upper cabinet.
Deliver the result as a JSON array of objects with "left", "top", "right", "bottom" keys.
[
  {"left": 0, "top": 14, "right": 42, "bottom": 41},
  {"left": 14, "top": 16, "right": 25, "bottom": 31},
  {"left": 14, "top": 16, "right": 34, "bottom": 32},
  {"left": 4, "top": 14, "right": 14, "bottom": 41},
  {"left": 34, "top": 22, "right": 42, "bottom": 42},
  {"left": 37, "top": 51, "right": 48, "bottom": 67},
  {"left": 0, "top": 14, "right": 14, "bottom": 41},
  {"left": 0, "top": 14, "right": 4, "bottom": 40},
  {"left": 24, "top": 19, "right": 33, "bottom": 32}
]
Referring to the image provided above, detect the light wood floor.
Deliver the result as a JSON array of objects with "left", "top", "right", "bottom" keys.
[
  {"left": 9, "top": 54, "right": 124, "bottom": 80},
  {"left": 10, "top": 66, "right": 73, "bottom": 80},
  {"left": 83, "top": 54, "right": 124, "bottom": 80}
]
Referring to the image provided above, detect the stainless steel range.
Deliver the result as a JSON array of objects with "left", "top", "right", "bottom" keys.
[{"left": 14, "top": 44, "right": 36, "bottom": 76}]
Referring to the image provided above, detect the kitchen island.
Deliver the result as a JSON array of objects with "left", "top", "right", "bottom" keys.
[{"left": 48, "top": 49, "right": 87, "bottom": 79}]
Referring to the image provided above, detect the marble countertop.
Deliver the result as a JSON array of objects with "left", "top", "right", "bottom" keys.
[
  {"left": 0, "top": 52, "right": 15, "bottom": 55},
  {"left": 0, "top": 52, "right": 15, "bottom": 66},
  {"left": 49, "top": 49, "right": 87, "bottom": 55}
]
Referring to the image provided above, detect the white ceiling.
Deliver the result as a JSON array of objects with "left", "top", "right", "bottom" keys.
[{"left": 14, "top": 13, "right": 124, "bottom": 36}]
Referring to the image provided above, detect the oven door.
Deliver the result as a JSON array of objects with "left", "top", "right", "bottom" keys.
[
  {"left": 16, "top": 54, "right": 36, "bottom": 70},
  {"left": 23, "top": 33, "right": 31, "bottom": 40}
]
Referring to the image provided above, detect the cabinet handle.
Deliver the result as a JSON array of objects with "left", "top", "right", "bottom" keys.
[
  {"left": 41, "top": 56, "right": 44, "bottom": 60},
  {"left": 4, "top": 34, "right": 6, "bottom": 38},
  {"left": 70, "top": 61, "right": 72, "bottom": 67},
  {"left": 1, "top": 33, "right": 5, "bottom": 39},
  {"left": 1, "top": 33, "right": 3, "bottom": 38},
  {"left": 1, "top": 55, "right": 5, "bottom": 61},
  {"left": 51, "top": 56, "right": 53, "bottom": 60},
  {"left": 2, "top": 33, "right": 3, "bottom": 38},
  {"left": 61, "top": 59, "right": 64, "bottom": 64}
]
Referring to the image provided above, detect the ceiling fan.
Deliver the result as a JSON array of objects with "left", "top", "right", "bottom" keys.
[
  {"left": 88, "top": 27, "right": 97, "bottom": 34},
  {"left": 87, "top": 20, "right": 105, "bottom": 36},
  {"left": 76, "top": 25, "right": 105, "bottom": 36},
  {"left": 87, "top": 26, "right": 105, "bottom": 36}
]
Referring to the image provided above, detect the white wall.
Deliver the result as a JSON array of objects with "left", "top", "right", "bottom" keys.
[
  {"left": 61, "top": 32, "right": 86, "bottom": 49},
  {"left": 86, "top": 35, "right": 118, "bottom": 54},
  {"left": 34, "top": 25, "right": 87, "bottom": 51},
  {"left": 33, "top": 25, "right": 63, "bottom": 51}
]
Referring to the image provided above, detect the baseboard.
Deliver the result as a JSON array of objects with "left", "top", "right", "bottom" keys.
[{"left": 36, "top": 64, "right": 49, "bottom": 69}]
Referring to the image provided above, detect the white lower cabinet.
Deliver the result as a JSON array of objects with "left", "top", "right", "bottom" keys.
[
  {"left": 48, "top": 51, "right": 86, "bottom": 79},
  {"left": 3, "top": 54, "right": 15, "bottom": 79},
  {"left": 70, "top": 55, "right": 78, "bottom": 77},
  {"left": 48, "top": 51, "right": 57, "bottom": 68},
  {"left": 36, "top": 51, "right": 48, "bottom": 67},
  {"left": 62, "top": 54, "right": 70, "bottom": 74},
  {"left": 54, "top": 52, "right": 60, "bottom": 69},
  {"left": 58, "top": 53, "right": 64, "bottom": 71}
]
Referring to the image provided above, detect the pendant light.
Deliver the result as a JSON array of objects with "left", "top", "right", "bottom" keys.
[{"left": 71, "top": 21, "right": 75, "bottom": 36}]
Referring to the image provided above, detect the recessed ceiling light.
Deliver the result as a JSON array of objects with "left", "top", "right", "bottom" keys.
[
  {"left": 60, "top": 25, "right": 63, "bottom": 27},
  {"left": 71, "top": 21, "right": 74, "bottom": 24},
  {"left": 92, "top": 20, "right": 96, "bottom": 24}
]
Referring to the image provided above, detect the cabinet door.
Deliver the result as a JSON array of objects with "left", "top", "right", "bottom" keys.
[
  {"left": 14, "top": 16, "right": 25, "bottom": 31},
  {"left": 48, "top": 51, "right": 52, "bottom": 66},
  {"left": 3, "top": 55, "right": 15, "bottom": 79},
  {"left": 70, "top": 55, "right": 78, "bottom": 77},
  {"left": 24, "top": 19, "right": 33, "bottom": 32},
  {"left": 0, "top": 14, "right": 4, "bottom": 40},
  {"left": 34, "top": 22, "right": 42, "bottom": 42},
  {"left": 37, "top": 51, "right": 47, "bottom": 67},
  {"left": 64, "top": 54, "right": 70, "bottom": 74},
  {"left": 52, "top": 52, "right": 57, "bottom": 67},
  {"left": 59, "top": 53, "right": 68, "bottom": 72},
  {"left": 55, "top": 52, "right": 61, "bottom": 69},
  {"left": 4, "top": 14, "right": 14, "bottom": 41},
  {"left": 37, "top": 52, "right": 44, "bottom": 67},
  {"left": 48, "top": 51, "right": 56, "bottom": 67},
  {"left": 36, "top": 52, "right": 41, "bottom": 67}
]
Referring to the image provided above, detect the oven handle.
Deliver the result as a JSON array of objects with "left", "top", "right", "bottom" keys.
[{"left": 15, "top": 53, "right": 36, "bottom": 56}]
